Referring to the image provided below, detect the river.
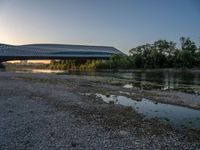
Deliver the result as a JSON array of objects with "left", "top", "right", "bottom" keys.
[{"left": 2, "top": 68, "right": 200, "bottom": 129}]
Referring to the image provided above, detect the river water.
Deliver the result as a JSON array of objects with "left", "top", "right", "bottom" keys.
[
  {"left": 11, "top": 68, "right": 200, "bottom": 94},
  {"left": 96, "top": 93, "right": 200, "bottom": 129},
  {"left": 85, "top": 69, "right": 200, "bottom": 95},
  {"left": 2, "top": 68, "right": 200, "bottom": 129},
  {"left": 3, "top": 68, "right": 200, "bottom": 95}
]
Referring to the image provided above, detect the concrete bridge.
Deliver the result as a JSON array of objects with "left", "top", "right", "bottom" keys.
[{"left": 0, "top": 44, "right": 124, "bottom": 62}]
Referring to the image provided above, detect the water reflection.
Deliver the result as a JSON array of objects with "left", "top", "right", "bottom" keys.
[
  {"left": 119, "top": 70, "right": 200, "bottom": 95},
  {"left": 31, "top": 69, "right": 64, "bottom": 73},
  {"left": 5, "top": 69, "right": 66, "bottom": 74},
  {"left": 3, "top": 68, "right": 200, "bottom": 94},
  {"left": 96, "top": 93, "right": 200, "bottom": 129},
  {"left": 99, "top": 70, "right": 200, "bottom": 91}
]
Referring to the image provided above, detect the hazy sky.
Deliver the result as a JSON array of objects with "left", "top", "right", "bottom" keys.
[{"left": 0, "top": 0, "right": 199, "bottom": 53}]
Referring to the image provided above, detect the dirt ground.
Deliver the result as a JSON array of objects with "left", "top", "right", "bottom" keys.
[{"left": 0, "top": 71, "right": 200, "bottom": 149}]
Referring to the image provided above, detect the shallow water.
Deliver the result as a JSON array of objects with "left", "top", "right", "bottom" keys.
[
  {"left": 3, "top": 68, "right": 200, "bottom": 94},
  {"left": 2, "top": 68, "right": 200, "bottom": 129},
  {"left": 37, "top": 69, "right": 200, "bottom": 94},
  {"left": 115, "top": 70, "right": 200, "bottom": 95},
  {"left": 8, "top": 69, "right": 200, "bottom": 85},
  {"left": 26, "top": 69, "right": 200, "bottom": 94},
  {"left": 5, "top": 68, "right": 65, "bottom": 74},
  {"left": 96, "top": 93, "right": 200, "bottom": 129}
]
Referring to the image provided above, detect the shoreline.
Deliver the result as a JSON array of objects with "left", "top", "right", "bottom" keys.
[
  {"left": 1, "top": 69, "right": 200, "bottom": 110},
  {"left": 0, "top": 71, "right": 200, "bottom": 149},
  {"left": 4, "top": 63, "right": 200, "bottom": 72},
  {"left": 2, "top": 69, "right": 200, "bottom": 110}
]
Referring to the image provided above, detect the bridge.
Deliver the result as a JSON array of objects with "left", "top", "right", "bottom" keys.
[{"left": 0, "top": 44, "right": 124, "bottom": 62}]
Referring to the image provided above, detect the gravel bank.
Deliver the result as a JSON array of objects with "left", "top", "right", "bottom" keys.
[{"left": 0, "top": 72, "right": 200, "bottom": 149}]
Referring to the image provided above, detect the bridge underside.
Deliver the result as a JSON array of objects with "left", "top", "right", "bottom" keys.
[{"left": 0, "top": 44, "right": 124, "bottom": 63}]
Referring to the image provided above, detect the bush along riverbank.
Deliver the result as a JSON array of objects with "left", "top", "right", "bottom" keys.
[
  {"left": 48, "top": 59, "right": 103, "bottom": 71},
  {"left": 47, "top": 37, "right": 200, "bottom": 71}
]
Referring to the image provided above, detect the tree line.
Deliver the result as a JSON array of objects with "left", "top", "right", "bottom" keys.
[
  {"left": 48, "top": 37, "right": 200, "bottom": 70},
  {"left": 97, "top": 37, "right": 200, "bottom": 69}
]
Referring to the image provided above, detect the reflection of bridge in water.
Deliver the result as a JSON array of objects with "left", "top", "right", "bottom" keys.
[{"left": 0, "top": 44, "right": 124, "bottom": 62}]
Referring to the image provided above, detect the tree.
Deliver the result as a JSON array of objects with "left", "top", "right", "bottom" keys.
[
  {"left": 179, "top": 37, "right": 198, "bottom": 67},
  {"left": 180, "top": 37, "right": 197, "bottom": 54},
  {"left": 129, "top": 44, "right": 151, "bottom": 55},
  {"left": 196, "top": 45, "right": 200, "bottom": 67}
]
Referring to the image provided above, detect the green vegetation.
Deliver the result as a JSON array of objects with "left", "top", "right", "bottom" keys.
[
  {"left": 48, "top": 37, "right": 200, "bottom": 70},
  {"left": 97, "top": 37, "right": 200, "bottom": 69},
  {"left": 48, "top": 59, "right": 102, "bottom": 70}
]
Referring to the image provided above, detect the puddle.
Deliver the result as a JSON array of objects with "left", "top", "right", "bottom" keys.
[
  {"left": 119, "top": 91, "right": 134, "bottom": 95},
  {"left": 96, "top": 93, "right": 200, "bottom": 129},
  {"left": 31, "top": 69, "right": 65, "bottom": 73},
  {"left": 123, "top": 83, "right": 200, "bottom": 95},
  {"left": 123, "top": 82, "right": 162, "bottom": 90},
  {"left": 123, "top": 84, "right": 133, "bottom": 89}
]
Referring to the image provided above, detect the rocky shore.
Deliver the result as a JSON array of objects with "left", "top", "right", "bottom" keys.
[{"left": 0, "top": 71, "right": 200, "bottom": 149}]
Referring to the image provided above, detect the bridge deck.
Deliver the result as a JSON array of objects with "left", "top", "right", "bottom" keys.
[{"left": 0, "top": 44, "right": 124, "bottom": 62}]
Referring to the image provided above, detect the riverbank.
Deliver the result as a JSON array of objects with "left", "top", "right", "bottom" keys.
[
  {"left": 0, "top": 71, "right": 200, "bottom": 149},
  {"left": 4, "top": 63, "right": 200, "bottom": 75}
]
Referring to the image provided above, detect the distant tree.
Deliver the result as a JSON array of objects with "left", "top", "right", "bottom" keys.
[
  {"left": 196, "top": 44, "right": 200, "bottom": 67},
  {"left": 180, "top": 37, "right": 197, "bottom": 54},
  {"left": 179, "top": 37, "right": 198, "bottom": 68},
  {"left": 129, "top": 44, "right": 151, "bottom": 55}
]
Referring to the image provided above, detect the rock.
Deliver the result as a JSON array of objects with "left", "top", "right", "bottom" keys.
[
  {"left": 71, "top": 142, "right": 78, "bottom": 147},
  {"left": 119, "top": 130, "right": 129, "bottom": 137},
  {"left": 106, "top": 94, "right": 110, "bottom": 97},
  {"left": 109, "top": 101, "right": 114, "bottom": 105}
]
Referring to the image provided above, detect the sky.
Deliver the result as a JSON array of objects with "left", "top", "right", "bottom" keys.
[{"left": 0, "top": 0, "right": 199, "bottom": 54}]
